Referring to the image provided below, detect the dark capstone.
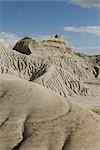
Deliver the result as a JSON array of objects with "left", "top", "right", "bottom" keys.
[
  {"left": 55, "top": 34, "right": 60, "bottom": 38},
  {"left": 13, "top": 36, "right": 37, "bottom": 55},
  {"left": 13, "top": 43, "right": 31, "bottom": 55}
]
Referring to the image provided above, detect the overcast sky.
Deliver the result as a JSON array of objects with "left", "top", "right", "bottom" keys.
[{"left": 0, "top": 0, "right": 100, "bottom": 55}]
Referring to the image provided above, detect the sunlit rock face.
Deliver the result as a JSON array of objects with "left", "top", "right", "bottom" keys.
[
  {"left": 41, "top": 34, "right": 72, "bottom": 54},
  {"left": 0, "top": 35, "right": 100, "bottom": 97},
  {"left": 0, "top": 75, "right": 100, "bottom": 150},
  {"left": 0, "top": 35, "right": 100, "bottom": 150},
  {"left": 42, "top": 34, "right": 69, "bottom": 48}
]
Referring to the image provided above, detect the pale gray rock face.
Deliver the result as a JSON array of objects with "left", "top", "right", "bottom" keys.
[
  {"left": 0, "top": 75, "right": 100, "bottom": 150},
  {"left": 1, "top": 39, "right": 99, "bottom": 97},
  {"left": 0, "top": 37, "right": 100, "bottom": 150}
]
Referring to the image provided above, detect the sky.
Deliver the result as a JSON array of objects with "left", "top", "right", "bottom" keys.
[{"left": 0, "top": 0, "right": 100, "bottom": 55}]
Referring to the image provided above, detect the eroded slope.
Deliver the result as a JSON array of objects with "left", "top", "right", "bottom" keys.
[
  {"left": 0, "top": 75, "right": 100, "bottom": 150},
  {"left": 0, "top": 39, "right": 98, "bottom": 97}
]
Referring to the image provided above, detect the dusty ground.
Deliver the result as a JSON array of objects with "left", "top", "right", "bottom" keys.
[{"left": 69, "top": 79, "right": 100, "bottom": 113}]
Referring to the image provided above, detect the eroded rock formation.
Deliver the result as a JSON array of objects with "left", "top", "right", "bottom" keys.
[
  {"left": 0, "top": 36, "right": 100, "bottom": 150},
  {"left": 0, "top": 75, "right": 100, "bottom": 150}
]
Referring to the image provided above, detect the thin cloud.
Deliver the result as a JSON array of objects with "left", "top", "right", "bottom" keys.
[
  {"left": 72, "top": 46, "right": 100, "bottom": 55},
  {"left": 69, "top": 0, "right": 100, "bottom": 9},
  {"left": 0, "top": 32, "right": 21, "bottom": 48},
  {"left": 0, "top": 32, "right": 51, "bottom": 48},
  {"left": 64, "top": 26, "right": 100, "bottom": 36}
]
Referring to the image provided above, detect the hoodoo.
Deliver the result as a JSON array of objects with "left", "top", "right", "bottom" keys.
[{"left": 41, "top": 34, "right": 72, "bottom": 53}]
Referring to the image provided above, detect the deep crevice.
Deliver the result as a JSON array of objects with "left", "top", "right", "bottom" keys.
[
  {"left": 93, "top": 66, "right": 99, "bottom": 78},
  {"left": 12, "top": 131, "right": 25, "bottom": 150},
  {"left": 62, "top": 135, "right": 71, "bottom": 150},
  {"left": 0, "top": 117, "right": 9, "bottom": 127},
  {"left": 29, "top": 64, "right": 47, "bottom": 81}
]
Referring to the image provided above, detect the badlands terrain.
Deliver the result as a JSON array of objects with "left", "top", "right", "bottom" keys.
[{"left": 0, "top": 35, "right": 100, "bottom": 150}]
